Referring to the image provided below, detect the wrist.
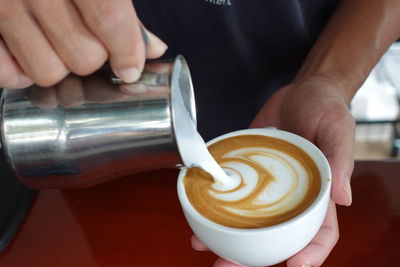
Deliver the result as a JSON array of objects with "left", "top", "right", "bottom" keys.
[
  {"left": 294, "top": 0, "right": 400, "bottom": 105},
  {"left": 292, "top": 73, "right": 354, "bottom": 106}
]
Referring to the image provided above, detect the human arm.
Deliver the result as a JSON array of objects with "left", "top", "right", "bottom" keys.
[
  {"left": 256, "top": 0, "right": 400, "bottom": 207},
  {"left": 296, "top": 0, "right": 400, "bottom": 105},
  {"left": 194, "top": 0, "right": 400, "bottom": 266},
  {"left": 0, "top": 0, "right": 167, "bottom": 89}
]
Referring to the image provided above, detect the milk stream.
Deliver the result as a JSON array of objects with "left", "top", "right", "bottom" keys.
[
  {"left": 172, "top": 61, "right": 239, "bottom": 191},
  {"left": 185, "top": 129, "right": 241, "bottom": 191},
  {"left": 176, "top": 115, "right": 241, "bottom": 191},
  {"left": 183, "top": 136, "right": 320, "bottom": 228}
]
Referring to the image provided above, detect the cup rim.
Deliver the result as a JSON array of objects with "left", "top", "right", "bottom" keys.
[{"left": 177, "top": 128, "right": 332, "bottom": 234}]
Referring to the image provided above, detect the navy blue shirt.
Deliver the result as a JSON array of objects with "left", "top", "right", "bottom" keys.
[{"left": 134, "top": 0, "right": 339, "bottom": 140}]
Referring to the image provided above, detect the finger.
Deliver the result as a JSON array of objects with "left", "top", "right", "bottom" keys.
[
  {"left": 287, "top": 200, "right": 339, "bottom": 267},
  {"left": 191, "top": 235, "right": 209, "bottom": 251},
  {"left": 74, "top": 0, "right": 146, "bottom": 83},
  {"left": 249, "top": 86, "right": 290, "bottom": 128},
  {"left": 119, "top": 61, "right": 171, "bottom": 94},
  {"left": 0, "top": 38, "right": 33, "bottom": 88},
  {"left": 144, "top": 62, "right": 172, "bottom": 74},
  {"left": 55, "top": 75, "right": 86, "bottom": 108},
  {"left": 0, "top": 2, "right": 69, "bottom": 87},
  {"left": 192, "top": 236, "right": 248, "bottom": 267},
  {"left": 140, "top": 24, "right": 168, "bottom": 59},
  {"left": 119, "top": 78, "right": 169, "bottom": 95},
  {"left": 316, "top": 105, "right": 355, "bottom": 206},
  {"left": 213, "top": 258, "right": 247, "bottom": 267},
  {"left": 29, "top": 0, "right": 107, "bottom": 76},
  {"left": 213, "top": 202, "right": 338, "bottom": 267},
  {"left": 83, "top": 75, "right": 131, "bottom": 103},
  {"left": 118, "top": 83, "right": 148, "bottom": 95},
  {"left": 30, "top": 86, "right": 58, "bottom": 109}
]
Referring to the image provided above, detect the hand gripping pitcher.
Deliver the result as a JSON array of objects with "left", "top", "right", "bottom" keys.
[{"left": 0, "top": 56, "right": 197, "bottom": 189}]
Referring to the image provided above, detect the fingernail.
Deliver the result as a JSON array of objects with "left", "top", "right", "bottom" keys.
[
  {"left": 191, "top": 236, "right": 208, "bottom": 252},
  {"left": 192, "top": 242, "right": 207, "bottom": 251},
  {"left": 114, "top": 67, "right": 141, "bottom": 83},
  {"left": 192, "top": 246, "right": 206, "bottom": 252},
  {"left": 343, "top": 175, "right": 352, "bottom": 206},
  {"left": 302, "top": 265, "right": 314, "bottom": 267},
  {"left": 143, "top": 28, "right": 168, "bottom": 51},
  {"left": 158, "top": 41, "right": 168, "bottom": 53}
]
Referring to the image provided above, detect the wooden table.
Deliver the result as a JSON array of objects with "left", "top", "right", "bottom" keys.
[{"left": 0, "top": 161, "right": 399, "bottom": 267}]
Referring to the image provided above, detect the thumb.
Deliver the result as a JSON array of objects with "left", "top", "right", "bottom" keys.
[
  {"left": 317, "top": 105, "right": 355, "bottom": 206},
  {"left": 249, "top": 86, "right": 289, "bottom": 128}
]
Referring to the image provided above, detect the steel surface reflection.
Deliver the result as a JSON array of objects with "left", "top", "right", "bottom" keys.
[{"left": 1, "top": 56, "right": 196, "bottom": 189}]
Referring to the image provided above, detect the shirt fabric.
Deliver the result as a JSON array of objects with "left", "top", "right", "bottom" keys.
[{"left": 133, "top": 0, "right": 339, "bottom": 140}]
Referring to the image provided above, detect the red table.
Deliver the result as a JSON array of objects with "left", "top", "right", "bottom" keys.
[{"left": 0, "top": 161, "right": 399, "bottom": 267}]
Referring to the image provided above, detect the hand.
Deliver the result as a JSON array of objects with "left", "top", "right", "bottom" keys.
[
  {"left": 192, "top": 201, "right": 338, "bottom": 267},
  {"left": 29, "top": 62, "right": 172, "bottom": 108},
  {"left": 251, "top": 76, "right": 354, "bottom": 207},
  {"left": 0, "top": 0, "right": 167, "bottom": 89},
  {"left": 192, "top": 76, "right": 355, "bottom": 266}
]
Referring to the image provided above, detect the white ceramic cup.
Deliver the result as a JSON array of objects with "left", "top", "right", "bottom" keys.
[{"left": 177, "top": 128, "right": 331, "bottom": 267}]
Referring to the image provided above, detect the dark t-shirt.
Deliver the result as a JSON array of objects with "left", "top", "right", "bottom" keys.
[{"left": 134, "top": 0, "right": 339, "bottom": 140}]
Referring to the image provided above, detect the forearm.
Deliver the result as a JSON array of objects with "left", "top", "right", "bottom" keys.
[{"left": 295, "top": 0, "right": 400, "bottom": 104}]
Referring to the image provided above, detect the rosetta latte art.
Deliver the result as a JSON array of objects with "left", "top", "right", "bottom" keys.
[{"left": 184, "top": 135, "right": 321, "bottom": 229}]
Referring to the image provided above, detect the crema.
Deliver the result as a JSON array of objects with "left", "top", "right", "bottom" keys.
[{"left": 183, "top": 134, "right": 321, "bottom": 229}]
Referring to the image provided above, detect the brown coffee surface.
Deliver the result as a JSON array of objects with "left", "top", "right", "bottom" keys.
[{"left": 183, "top": 134, "right": 321, "bottom": 229}]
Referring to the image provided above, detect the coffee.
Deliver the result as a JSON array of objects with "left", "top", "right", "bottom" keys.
[{"left": 183, "top": 134, "right": 321, "bottom": 229}]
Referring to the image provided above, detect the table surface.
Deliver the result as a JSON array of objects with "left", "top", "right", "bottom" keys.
[{"left": 0, "top": 161, "right": 399, "bottom": 267}]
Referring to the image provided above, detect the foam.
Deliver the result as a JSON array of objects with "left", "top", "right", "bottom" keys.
[
  {"left": 172, "top": 66, "right": 239, "bottom": 190},
  {"left": 209, "top": 147, "right": 309, "bottom": 217},
  {"left": 210, "top": 162, "right": 258, "bottom": 201}
]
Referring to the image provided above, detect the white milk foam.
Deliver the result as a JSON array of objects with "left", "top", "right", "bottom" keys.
[
  {"left": 183, "top": 130, "right": 241, "bottom": 191},
  {"left": 172, "top": 62, "right": 239, "bottom": 191},
  {"left": 209, "top": 147, "right": 309, "bottom": 217}
]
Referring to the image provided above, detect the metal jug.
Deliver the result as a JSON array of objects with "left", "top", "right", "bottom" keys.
[{"left": 0, "top": 56, "right": 196, "bottom": 189}]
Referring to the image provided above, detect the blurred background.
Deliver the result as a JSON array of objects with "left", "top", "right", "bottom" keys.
[{"left": 351, "top": 42, "right": 400, "bottom": 160}]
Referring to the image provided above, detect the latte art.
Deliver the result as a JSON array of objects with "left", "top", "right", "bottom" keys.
[{"left": 184, "top": 135, "right": 321, "bottom": 228}]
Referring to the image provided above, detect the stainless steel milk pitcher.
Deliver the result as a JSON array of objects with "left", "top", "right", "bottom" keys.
[{"left": 0, "top": 56, "right": 196, "bottom": 189}]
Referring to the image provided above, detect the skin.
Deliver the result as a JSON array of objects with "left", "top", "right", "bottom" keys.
[
  {"left": 192, "top": 76, "right": 350, "bottom": 267},
  {"left": 0, "top": 0, "right": 167, "bottom": 88},
  {"left": 199, "top": 0, "right": 400, "bottom": 266},
  {"left": 1, "top": 0, "right": 400, "bottom": 266},
  {"left": 30, "top": 62, "right": 171, "bottom": 108}
]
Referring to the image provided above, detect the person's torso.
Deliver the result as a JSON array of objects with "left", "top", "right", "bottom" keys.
[{"left": 133, "top": 0, "right": 339, "bottom": 139}]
